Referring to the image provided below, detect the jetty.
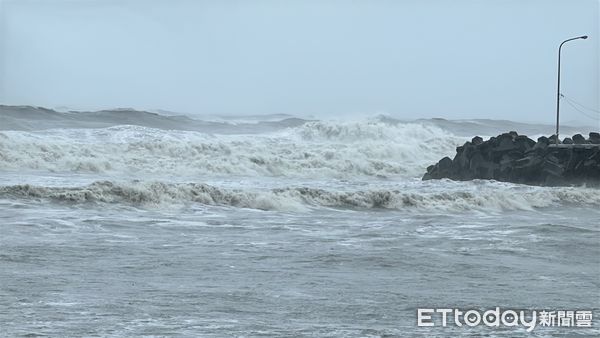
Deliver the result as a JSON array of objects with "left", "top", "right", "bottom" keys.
[{"left": 423, "top": 132, "right": 600, "bottom": 186}]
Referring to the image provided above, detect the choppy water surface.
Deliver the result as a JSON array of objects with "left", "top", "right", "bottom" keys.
[{"left": 1, "top": 107, "right": 599, "bottom": 337}]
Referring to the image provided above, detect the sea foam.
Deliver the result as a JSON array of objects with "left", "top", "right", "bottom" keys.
[
  {"left": 1, "top": 180, "right": 599, "bottom": 212},
  {"left": 0, "top": 119, "right": 464, "bottom": 179}
]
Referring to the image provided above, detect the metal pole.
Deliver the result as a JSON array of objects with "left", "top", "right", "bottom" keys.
[
  {"left": 556, "top": 44, "right": 561, "bottom": 145},
  {"left": 555, "top": 35, "right": 588, "bottom": 145}
]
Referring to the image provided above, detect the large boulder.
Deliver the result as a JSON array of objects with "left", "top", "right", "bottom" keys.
[{"left": 572, "top": 134, "right": 587, "bottom": 144}]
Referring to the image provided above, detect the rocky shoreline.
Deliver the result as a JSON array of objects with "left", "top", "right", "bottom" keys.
[{"left": 423, "top": 132, "right": 600, "bottom": 186}]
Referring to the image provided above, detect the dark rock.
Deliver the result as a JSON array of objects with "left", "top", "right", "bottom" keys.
[
  {"left": 422, "top": 132, "right": 600, "bottom": 186},
  {"left": 495, "top": 133, "right": 517, "bottom": 152},
  {"left": 537, "top": 136, "right": 549, "bottom": 145},
  {"left": 471, "top": 136, "right": 483, "bottom": 145},
  {"left": 438, "top": 156, "right": 453, "bottom": 171},
  {"left": 572, "top": 134, "right": 587, "bottom": 144},
  {"left": 515, "top": 135, "right": 535, "bottom": 151}
]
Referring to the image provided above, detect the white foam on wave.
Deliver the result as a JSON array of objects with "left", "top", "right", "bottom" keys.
[
  {"left": 1, "top": 180, "right": 598, "bottom": 213},
  {"left": 0, "top": 119, "right": 465, "bottom": 179}
]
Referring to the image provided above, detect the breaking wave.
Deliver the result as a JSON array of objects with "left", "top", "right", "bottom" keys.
[
  {"left": 0, "top": 119, "right": 464, "bottom": 178},
  {"left": 1, "top": 180, "right": 599, "bottom": 212}
]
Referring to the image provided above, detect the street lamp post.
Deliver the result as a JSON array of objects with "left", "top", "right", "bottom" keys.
[{"left": 555, "top": 35, "right": 588, "bottom": 145}]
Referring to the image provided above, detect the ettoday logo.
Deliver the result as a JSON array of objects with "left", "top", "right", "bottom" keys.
[{"left": 417, "top": 308, "right": 593, "bottom": 332}]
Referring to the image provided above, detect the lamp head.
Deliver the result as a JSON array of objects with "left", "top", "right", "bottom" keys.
[{"left": 581, "top": 35, "right": 588, "bottom": 39}]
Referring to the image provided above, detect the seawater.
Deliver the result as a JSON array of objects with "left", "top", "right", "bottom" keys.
[{"left": 1, "top": 111, "right": 598, "bottom": 337}]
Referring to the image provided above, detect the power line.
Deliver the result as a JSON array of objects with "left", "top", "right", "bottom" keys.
[
  {"left": 561, "top": 94, "right": 600, "bottom": 114},
  {"left": 563, "top": 98, "right": 600, "bottom": 121},
  {"left": 564, "top": 97, "right": 600, "bottom": 114}
]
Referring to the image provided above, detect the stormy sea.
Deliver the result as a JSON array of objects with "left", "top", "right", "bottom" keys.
[{"left": 1, "top": 105, "right": 599, "bottom": 337}]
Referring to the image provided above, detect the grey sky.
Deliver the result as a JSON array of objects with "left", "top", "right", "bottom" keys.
[{"left": 0, "top": 0, "right": 598, "bottom": 124}]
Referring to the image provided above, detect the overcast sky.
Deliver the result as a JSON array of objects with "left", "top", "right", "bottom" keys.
[{"left": 0, "top": 0, "right": 598, "bottom": 124}]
